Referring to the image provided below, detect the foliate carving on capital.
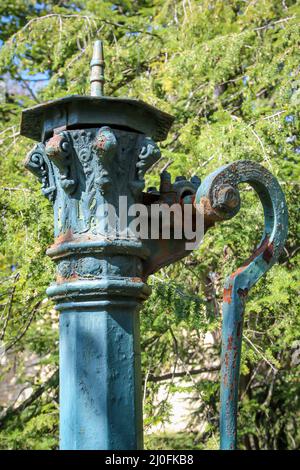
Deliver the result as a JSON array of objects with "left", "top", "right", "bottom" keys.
[
  {"left": 93, "top": 126, "right": 118, "bottom": 194},
  {"left": 130, "top": 136, "right": 161, "bottom": 196},
  {"left": 25, "top": 128, "right": 164, "bottom": 236},
  {"left": 45, "top": 132, "right": 77, "bottom": 195}
]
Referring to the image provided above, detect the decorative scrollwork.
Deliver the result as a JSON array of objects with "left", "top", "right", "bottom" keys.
[
  {"left": 93, "top": 126, "right": 117, "bottom": 195},
  {"left": 130, "top": 136, "right": 161, "bottom": 196},
  {"left": 136, "top": 137, "right": 161, "bottom": 181},
  {"left": 24, "top": 143, "right": 56, "bottom": 201},
  {"left": 45, "top": 132, "right": 77, "bottom": 195}
]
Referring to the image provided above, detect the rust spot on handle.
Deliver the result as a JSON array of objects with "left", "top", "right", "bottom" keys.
[
  {"left": 263, "top": 241, "right": 274, "bottom": 263},
  {"left": 229, "top": 235, "right": 274, "bottom": 282},
  {"left": 223, "top": 285, "right": 233, "bottom": 303}
]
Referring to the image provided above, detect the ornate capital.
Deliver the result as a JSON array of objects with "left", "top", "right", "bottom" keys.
[
  {"left": 25, "top": 128, "right": 167, "bottom": 310},
  {"left": 26, "top": 128, "right": 161, "bottom": 235}
]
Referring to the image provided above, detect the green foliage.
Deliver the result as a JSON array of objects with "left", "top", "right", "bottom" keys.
[
  {"left": 144, "top": 432, "right": 206, "bottom": 450},
  {"left": 0, "top": 0, "right": 299, "bottom": 450}
]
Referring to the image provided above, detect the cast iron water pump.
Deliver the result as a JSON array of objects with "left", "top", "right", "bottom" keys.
[{"left": 21, "top": 41, "right": 288, "bottom": 450}]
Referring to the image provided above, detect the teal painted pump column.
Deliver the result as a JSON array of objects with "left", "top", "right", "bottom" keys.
[{"left": 21, "top": 41, "right": 288, "bottom": 450}]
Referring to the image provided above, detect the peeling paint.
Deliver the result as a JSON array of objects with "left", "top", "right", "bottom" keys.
[
  {"left": 223, "top": 286, "right": 233, "bottom": 304},
  {"left": 199, "top": 161, "right": 290, "bottom": 451}
]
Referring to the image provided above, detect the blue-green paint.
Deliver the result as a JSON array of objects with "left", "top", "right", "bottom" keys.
[
  {"left": 196, "top": 160, "right": 288, "bottom": 449},
  {"left": 60, "top": 306, "right": 143, "bottom": 449}
]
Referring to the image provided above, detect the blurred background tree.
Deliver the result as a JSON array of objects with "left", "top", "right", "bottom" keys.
[{"left": 0, "top": 0, "right": 299, "bottom": 450}]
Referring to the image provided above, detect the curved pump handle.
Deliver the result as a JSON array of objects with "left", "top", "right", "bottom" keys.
[{"left": 195, "top": 160, "right": 288, "bottom": 450}]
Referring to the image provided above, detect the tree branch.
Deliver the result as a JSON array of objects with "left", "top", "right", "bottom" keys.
[
  {"left": 0, "top": 369, "right": 58, "bottom": 429},
  {"left": 0, "top": 273, "right": 20, "bottom": 341},
  {"left": 4, "top": 300, "right": 42, "bottom": 353},
  {"left": 148, "top": 366, "right": 220, "bottom": 383}
]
